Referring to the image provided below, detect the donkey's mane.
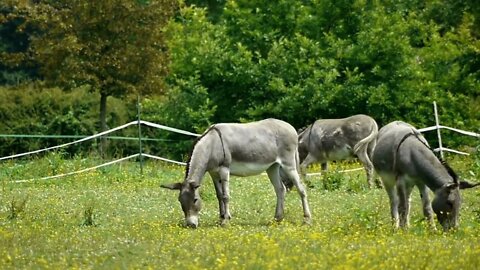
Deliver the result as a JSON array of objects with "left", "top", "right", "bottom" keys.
[
  {"left": 440, "top": 158, "right": 459, "bottom": 184},
  {"left": 184, "top": 125, "right": 217, "bottom": 179}
]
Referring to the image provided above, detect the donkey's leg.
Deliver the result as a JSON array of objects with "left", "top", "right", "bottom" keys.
[
  {"left": 366, "top": 141, "right": 383, "bottom": 188},
  {"left": 321, "top": 162, "right": 328, "bottom": 171},
  {"left": 279, "top": 165, "right": 312, "bottom": 224},
  {"left": 418, "top": 183, "right": 435, "bottom": 229},
  {"left": 356, "top": 149, "right": 375, "bottom": 188},
  {"left": 209, "top": 172, "right": 227, "bottom": 222},
  {"left": 218, "top": 166, "right": 232, "bottom": 225},
  {"left": 380, "top": 173, "right": 399, "bottom": 229},
  {"left": 300, "top": 154, "right": 317, "bottom": 180},
  {"left": 267, "top": 164, "right": 286, "bottom": 222},
  {"left": 397, "top": 176, "right": 413, "bottom": 229}
]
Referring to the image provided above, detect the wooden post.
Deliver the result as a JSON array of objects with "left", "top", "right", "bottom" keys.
[{"left": 434, "top": 101, "right": 444, "bottom": 159}]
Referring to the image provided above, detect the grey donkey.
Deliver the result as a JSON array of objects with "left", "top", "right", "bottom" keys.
[
  {"left": 161, "top": 118, "right": 312, "bottom": 228},
  {"left": 372, "top": 121, "right": 479, "bottom": 231},
  {"left": 284, "top": 114, "right": 379, "bottom": 188}
]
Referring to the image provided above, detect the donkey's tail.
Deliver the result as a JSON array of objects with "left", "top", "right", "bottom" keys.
[
  {"left": 295, "top": 147, "right": 301, "bottom": 178},
  {"left": 353, "top": 120, "right": 379, "bottom": 156},
  {"left": 279, "top": 148, "right": 300, "bottom": 191}
]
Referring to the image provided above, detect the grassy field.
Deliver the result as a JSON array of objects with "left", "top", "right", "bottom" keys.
[{"left": 1, "top": 153, "right": 480, "bottom": 269}]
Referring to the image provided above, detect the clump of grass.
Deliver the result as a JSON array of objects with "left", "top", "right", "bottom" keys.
[
  {"left": 46, "top": 151, "right": 67, "bottom": 176},
  {"left": 322, "top": 171, "right": 344, "bottom": 191},
  {"left": 7, "top": 196, "right": 28, "bottom": 220},
  {"left": 82, "top": 204, "right": 96, "bottom": 226}
]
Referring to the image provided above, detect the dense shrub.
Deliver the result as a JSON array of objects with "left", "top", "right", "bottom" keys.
[
  {"left": 0, "top": 85, "right": 132, "bottom": 157},
  {"left": 162, "top": 1, "right": 479, "bottom": 148},
  {"left": 1, "top": 1, "right": 479, "bottom": 159}
]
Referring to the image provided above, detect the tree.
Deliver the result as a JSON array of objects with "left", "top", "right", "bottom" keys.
[
  {"left": 185, "top": 0, "right": 226, "bottom": 22},
  {"left": 165, "top": 0, "right": 479, "bottom": 134},
  {"left": 164, "top": 6, "right": 259, "bottom": 123},
  {"left": 0, "top": 3, "right": 39, "bottom": 85},
  {"left": 8, "top": 0, "right": 177, "bottom": 153}
]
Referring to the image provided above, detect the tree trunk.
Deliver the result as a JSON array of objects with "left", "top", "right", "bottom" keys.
[{"left": 99, "top": 92, "right": 108, "bottom": 157}]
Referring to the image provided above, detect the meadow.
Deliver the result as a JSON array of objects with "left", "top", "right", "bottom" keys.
[{"left": 1, "top": 153, "right": 480, "bottom": 269}]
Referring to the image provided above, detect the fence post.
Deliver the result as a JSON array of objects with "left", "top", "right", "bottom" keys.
[
  {"left": 137, "top": 95, "right": 144, "bottom": 174},
  {"left": 433, "top": 101, "right": 444, "bottom": 159}
]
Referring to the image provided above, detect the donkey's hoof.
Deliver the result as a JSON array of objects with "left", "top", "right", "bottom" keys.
[
  {"left": 220, "top": 219, "right": 230, "bottom": 227},
  {"left": 303, "top": 218, "right": 312, "bottom": 226},
  {"left": 274, "top": 217, "right": 284, "bottom": 223}
]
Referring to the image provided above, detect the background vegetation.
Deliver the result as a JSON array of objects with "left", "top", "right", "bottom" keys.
[{"left": 1, "top": 0, "right": 479, "bottom": 158}]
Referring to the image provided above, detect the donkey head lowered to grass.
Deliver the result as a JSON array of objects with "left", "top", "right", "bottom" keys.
[
  {"left": 161, "top": 118, "right": 311, "bottom": 228},
  {"left": 372, "top": 121, "right": 479, "bottom": 231}
]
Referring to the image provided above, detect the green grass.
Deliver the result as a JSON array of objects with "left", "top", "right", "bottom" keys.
[{"left": 1, "top": 154, "right": 480, "bottom": 269}]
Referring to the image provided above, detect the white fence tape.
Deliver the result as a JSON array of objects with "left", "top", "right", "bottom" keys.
[
  {"left": 12, "top": 154, "right": 140, "bottom": 183},
  {"left": 10, "top": 153, "right": 187, "bottom": 183},
  {"left": 418, "top": 125, "right": 480, "bottom": 138},
  {"left": 0, "top": 120, "right": 200, "bottom": 161},
  {"left": 140, "top": 120, "right": 201, "bottom": 137},
  {"left": 2, "top": 119, "right": 479, "bottom": 183},
  {"left": 418, "top": 125, "right": 479, "bottom": 156},
  {"left": 142, "top": 153, "right": 187, "bottom": 166},
  {"left": 306, "top": 167, "right": 364, "bottom": 176},
  {"left": 0, "top": 121, "right": 138, "bottom": 161}
]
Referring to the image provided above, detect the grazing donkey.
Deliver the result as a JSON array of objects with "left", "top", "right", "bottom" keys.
[
  {"left": 372, "top": 121, "right": 479, "bottom": 231},
  {"left": 294, "top": 114, "right": 379, "bottom": 187},
  {"left": 161, "top": 118, "right": 312, "bottom": 228}
]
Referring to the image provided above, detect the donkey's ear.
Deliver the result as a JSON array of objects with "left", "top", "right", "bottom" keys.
[
  {"left": 160, "top": 182, "right": 183, "bottom": 190},
  {"left": 444, "top": 183, "right": 459, "bottom": 191},
  {"left": 459, "top": 180, "right": 480, "bottom": 189}
]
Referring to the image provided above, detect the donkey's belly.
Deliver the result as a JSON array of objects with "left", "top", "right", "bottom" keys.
[
  {"left": 324, "top": 146, "right": 353, "bottom": 161},
  {"left": 229, "top": 161, "right": 274, "bottom": 177}
]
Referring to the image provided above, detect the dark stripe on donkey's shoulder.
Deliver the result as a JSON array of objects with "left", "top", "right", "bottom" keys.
[{"left": 184, "top": 125, "right": 218, "bottom": 179}]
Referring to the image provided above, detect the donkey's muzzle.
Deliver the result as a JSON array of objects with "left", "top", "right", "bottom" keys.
[{"left": 185, "top": 216, "right": 199, "bottom": 229}]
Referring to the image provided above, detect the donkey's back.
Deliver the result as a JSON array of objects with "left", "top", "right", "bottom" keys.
[
  {"left": 372, "top": 121, "right": 429, "bottom": 175},
  {"left": 298, "top": 114, "right": 378, "bottom": 187},
  {"left": 214, "top": 118, "right": 298, "bottom": 167}
]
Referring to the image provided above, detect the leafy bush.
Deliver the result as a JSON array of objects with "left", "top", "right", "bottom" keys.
[
  {"left": 0, "top": 85, "right": 132, "bottom": 157},
  {"left": 161, "top": 2, "right": 479, "bottom": 145}
]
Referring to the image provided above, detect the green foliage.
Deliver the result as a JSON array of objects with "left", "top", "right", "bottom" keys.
[
  {"left": 473, "top": 147, "right": 480, "bottom": 176},
  {"left": 321, "top": 171, "right": 345, "bottom": 191},
  {"left": 0, "top": 85, "right": 131, "bottom": 156},
  {"left": 2, "top": 0, "right": 178, "bottom": 149},
  {"left": 164, "top": 7, "right": 259, "bottom": 123},
  {"left": 12, "top": 0, "right": 177, "bottom": 96},
  {"left": 0, "top": 3, "right": 39, "bottom": 85},
  {"left": 223, "top": 0, "right": 305, "bottom": 57},
  {"left": 7, "top": 195, "right": 27, "bottom": 220},
  {"left": 162, "top": 0, "right": 479, "bottom": 143},
  {"left": 0, "top": 0, "right": 479, "bottom": 158},
  {"left": 141, "top": 76, "right": 216, "bottom": 160},
  {"left": 185, "top": 0, "right": 227, "bottom": 22}
]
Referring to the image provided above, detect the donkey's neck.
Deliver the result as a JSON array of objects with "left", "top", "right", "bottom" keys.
[
  {"left": 411, "top": 150, "right": 453, "bottom": 191},
  {"left": 184, "top": 136, "right": 213, "bottom": 185}
]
